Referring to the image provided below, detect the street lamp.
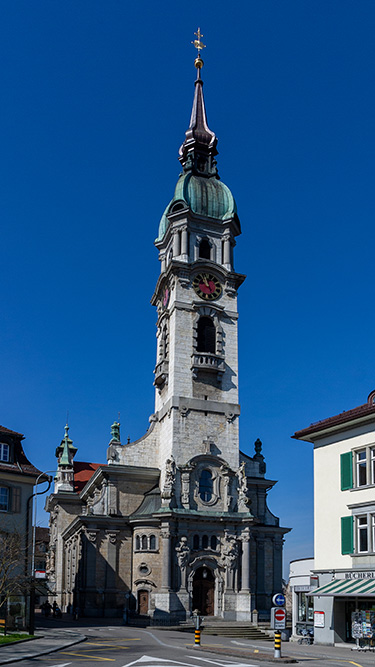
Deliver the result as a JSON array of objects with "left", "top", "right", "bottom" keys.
[{"left": 27, "top": 470, "right": 55, "bottom": 635}]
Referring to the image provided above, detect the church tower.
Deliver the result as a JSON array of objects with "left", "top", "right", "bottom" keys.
[
  {"left": 46, "top": 35, "right": 289, "bottom": 623},
  {"left": 151, "top": 50, "right": 245, "bottom": 481}
]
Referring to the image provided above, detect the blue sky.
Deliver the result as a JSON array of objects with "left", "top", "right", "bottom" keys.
[{"left": 2, "top": 1, "right": 375, "bottom": 576}]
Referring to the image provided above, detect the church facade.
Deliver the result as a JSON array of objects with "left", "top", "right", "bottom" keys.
[{"left": 45, "top": 51, "right": 290, "bottom": 622}]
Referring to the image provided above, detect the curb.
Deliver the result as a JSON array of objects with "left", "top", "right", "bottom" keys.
[
  {"left": 187, "top": 645, "right": 297, "bottom": 663},
  {"left": 0, "top": 634, "right": 86, "bottom": 665}
]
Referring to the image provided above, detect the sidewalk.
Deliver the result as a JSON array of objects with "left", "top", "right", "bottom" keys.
[{"left": 0, "top": 628, "right": 86, "bottom": 665}]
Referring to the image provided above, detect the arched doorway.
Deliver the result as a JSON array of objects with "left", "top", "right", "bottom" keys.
[
  {"left": 137, "top": 589, "right": 149, "bottom": 615},
  {"left": 192, "top": 566, "right": 215, "bottom": 615}
]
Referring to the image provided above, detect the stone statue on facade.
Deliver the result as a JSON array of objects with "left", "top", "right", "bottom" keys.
[
  {"left": 161, "top": 455, "right": 176, "bottom": 507},
  {"left": 221, "top": 530, "right": 239, "bottom": 571},
  {"left": 237, "top": 460, "right": 250, "bottom": 511},
  {"left": 176, "top": 536, "right": 190, "bottom": 569}
]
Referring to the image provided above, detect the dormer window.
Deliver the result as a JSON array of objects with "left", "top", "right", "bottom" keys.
[{"left": 0, "top": 443, "right": 9, "bottom": 462}]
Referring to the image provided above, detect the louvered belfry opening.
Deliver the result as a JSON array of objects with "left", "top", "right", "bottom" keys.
[
  {"left": 199, "top": 238, "right": 211, "bottom": 259},
  {"left": 197, "top": 316, "right": 216, "bottom": 353}
]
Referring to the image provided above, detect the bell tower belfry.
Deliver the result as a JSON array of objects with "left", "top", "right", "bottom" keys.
[{"left": 151, "top": 48, "right": 245, "bottom": 473}]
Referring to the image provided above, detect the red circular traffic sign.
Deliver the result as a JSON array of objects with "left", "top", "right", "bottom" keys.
[{"left": 274, "top": 609, "right": 286, "bottom": 621}]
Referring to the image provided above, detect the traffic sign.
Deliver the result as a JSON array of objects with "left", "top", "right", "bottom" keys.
[
  {"left": 271, "top": 606, "right": 286, "bottom": 630},
  {"left": 272, "top": 593, "right": 285, "bottom": 607},
  {"left": 275, "top": 608, "right": 286, "bottom": 622}
]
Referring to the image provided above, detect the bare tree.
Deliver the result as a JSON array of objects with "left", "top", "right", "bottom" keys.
[{"left": 0, "top": 531, "right": 28, "bottom": 612}]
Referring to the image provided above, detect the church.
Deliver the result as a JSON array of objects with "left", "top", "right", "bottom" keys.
[{"left": 45, "top": 39, "right": 290, "bottom": 622}]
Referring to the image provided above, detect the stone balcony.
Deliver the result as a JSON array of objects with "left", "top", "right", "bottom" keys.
[
  {"left": 154, "top": 360, "right": 169, "bottom": 388},
  {"left": 191, "top": 352, "right": 225, "bottom": 383}
]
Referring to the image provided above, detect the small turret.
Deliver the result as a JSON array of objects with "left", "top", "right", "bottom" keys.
[
  {"left": 54, "top": 424, "right": 77, "bottom": 493},
  {"left": 107, "top": 420, "right": 121, "bottom": 463}
]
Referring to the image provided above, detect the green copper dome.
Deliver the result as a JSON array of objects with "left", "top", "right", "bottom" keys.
[{"left": 157, "top": 173, "right": 237, "bottom": 241}]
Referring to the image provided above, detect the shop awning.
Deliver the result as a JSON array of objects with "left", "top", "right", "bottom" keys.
[{"left": 309, "top": 578, "right": 375, "bottom": 597}]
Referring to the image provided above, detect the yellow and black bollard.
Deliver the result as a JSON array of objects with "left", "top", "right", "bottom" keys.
[
  {"left": 274, "top": 631, "right": 282, "bottom": 659},
  {"left": 194, "top": 628, "right": 201, "bottom": 645}
]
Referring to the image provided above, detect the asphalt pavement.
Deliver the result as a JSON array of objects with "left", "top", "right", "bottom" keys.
[{"left": 1, "top": 614, "right": 375, "bottom": 666}]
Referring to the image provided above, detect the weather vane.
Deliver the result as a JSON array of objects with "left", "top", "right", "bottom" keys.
[{"left": 191, "top": 28, "right": 206, "bottom": 69}]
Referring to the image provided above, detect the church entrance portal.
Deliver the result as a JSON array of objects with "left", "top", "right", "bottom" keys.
[
  {"left": 138, "top": 590, "right": 149, "bottom": 615},
  {"left": 192, "top": 567, "right": 215, "bottom": 615}
]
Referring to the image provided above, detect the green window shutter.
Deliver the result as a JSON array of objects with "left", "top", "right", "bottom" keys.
[
  {"left": 341, "top": 516, "right": 354, "bottom": 554},
  {"left": 340, "top": 452, "right": 353, "bottom": 490}
]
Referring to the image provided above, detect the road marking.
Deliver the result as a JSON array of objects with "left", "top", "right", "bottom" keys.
[
  {"left": 349, "top": 662, "right": 365, "bottom": 667},
  {"left": 186, "top": 656, "right": 257, "bottom": 667},
  {"left": 48, "top": 663, "right": 72, "bottom": 667},
  {"left": 61, "top": 652, "right": 115, "bottom": 661}
]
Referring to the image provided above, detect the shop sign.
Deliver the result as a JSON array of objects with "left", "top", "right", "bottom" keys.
[
  {"left": 344, "top": 571, "right": 375, "bottom": 580},
  {"left": 314, "top": 611, "right": 325, "bottom": 628},
  {"left": 294, "top": 585, "right": 314, "bottom": 592}
]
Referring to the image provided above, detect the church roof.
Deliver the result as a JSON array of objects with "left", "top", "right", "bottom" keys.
[
  {"left": 129, "top": 486, "right": 161, "bottom": 519},
  {"left": 73, "top": 461, "right": 104, "bottom": 493}
]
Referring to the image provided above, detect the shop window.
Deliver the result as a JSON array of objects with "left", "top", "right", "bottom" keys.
[
  {"left": 297, "top": 592, "right": 314, "bottom": 622},
  {"left": 0, "top": 444, "right": 9, "bottom": 463},
  {"left": 197, "top": 317, "right": 216, "bottom": 353},
  {"left": 199, "top": 470, "right": 213, "bottom": 502}
]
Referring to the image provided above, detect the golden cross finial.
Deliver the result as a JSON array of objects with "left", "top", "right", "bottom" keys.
[{"left": 192, "top": 27, "right": 206, "bottom": 56}]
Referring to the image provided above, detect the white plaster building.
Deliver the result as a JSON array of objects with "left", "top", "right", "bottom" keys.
[
  {"left": 294, "top": 390, "right": 375, "bottom": 644},
  {"left": 45, "top": 52, "right": 290, "bottom": 623}
]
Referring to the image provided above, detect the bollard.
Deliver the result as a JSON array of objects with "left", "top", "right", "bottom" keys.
[
  {"left": 274, "top": 631, "right": 281, "bottom": 659},
  {"left": 194, "top": 629, "right": 201, "bottom": 645}
]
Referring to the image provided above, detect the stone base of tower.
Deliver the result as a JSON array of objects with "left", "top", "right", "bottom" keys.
[
  {"left": 221, "top": 591, "right": 252, "bottom": 621},
  {"left": 152, "top": 592, "right": 189, "bottom": 623}
]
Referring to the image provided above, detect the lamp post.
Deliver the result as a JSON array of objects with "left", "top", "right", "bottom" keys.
[{"left": 27, "top": 470, "right": 55, "bottom": 635}]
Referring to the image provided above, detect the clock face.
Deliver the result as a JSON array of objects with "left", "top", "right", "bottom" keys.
[{"left": 192, "top": 273, "right": 222, "bottom": 301}]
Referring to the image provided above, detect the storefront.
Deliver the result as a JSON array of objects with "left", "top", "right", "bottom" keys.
[{"left": 310, "top": 574, "right": 375, "bottom": 645}]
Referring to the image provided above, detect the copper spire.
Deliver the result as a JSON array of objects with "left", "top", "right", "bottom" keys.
[{"left": 179, "top": 30, "right": 218, "bottom": 177}]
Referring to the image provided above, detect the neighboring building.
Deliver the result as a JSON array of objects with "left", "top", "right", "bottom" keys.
[
  {"left": 294, "top": 390, "right": 375, "bottom": 644},
  {"left": 0, "top": 425, "right": 45, "bottom": 626},
  {"left": 45, "top": 51, "right": 290, "bottom": 622},
  {"left": 289, "top": 557, "right": 315, "bottom": 639}
]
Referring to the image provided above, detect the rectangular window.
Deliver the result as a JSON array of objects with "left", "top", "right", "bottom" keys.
[
  {"left": 357, "top": 515, "right": 369, "bottom": 553},
  {"left": 371, "top": 448, "right": 375, "bottom": 485},
  {"left": 341, "top": 516, "right": 354, "bottom": 554},
  {"left": 0, "top": 443, "right": 9, "bottom": 462},
  {"left": 356, "top": 450, "right": 367, "bottom": 486},
  {"left": 0, "top": 487, "right": 9, "bottom": 512}
]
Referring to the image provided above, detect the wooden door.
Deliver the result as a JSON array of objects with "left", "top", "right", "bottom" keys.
[
  {"left": 192, "top": 567, "right": 215, "bottom": 615},
  {"left": 138, "top": 590, "right": 149, "bottom": 615}
]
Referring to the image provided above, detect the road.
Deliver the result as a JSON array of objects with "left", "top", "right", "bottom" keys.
[{"left": 13, "top": 623, "right": 375, "bottom": 667}]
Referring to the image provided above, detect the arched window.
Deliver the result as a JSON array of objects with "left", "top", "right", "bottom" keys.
[
  {"left": 141, "top": 535, "right": 147, "bottom": 550},
  {"left": 135, "top": 535, "right": 140, "bottom": 551},
  {"left": 149, "top": 534, "right": 156, "bottom": 550},
  {"left": 199, "top": 239, "right": 211, "bottom": 259},
  {"left": 193, "top": 534, "right": 200, "bottom": 550},
  {"left": 197, "top": 317, "right": 216, "bottom": 353},
  {"left": 202, "top": 535, "right": 208, "bottom": 549},
  {"left": 199, "top": 470, "right": 213, "bottom": 502},
  {"left": 210, "top": 535, "right": 217, "bottom": 550}
]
